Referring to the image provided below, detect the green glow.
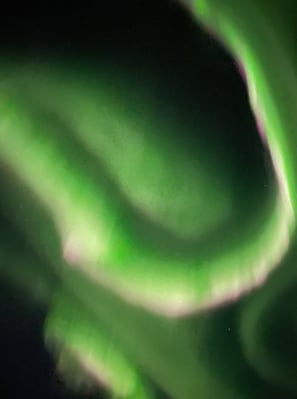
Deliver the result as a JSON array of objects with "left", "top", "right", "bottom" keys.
[
  {"left": 0, "top": 1, "right": 297, "bottom": 398},
  {"left": 0, "top": 63, "right": 291, "bottom": 316}
]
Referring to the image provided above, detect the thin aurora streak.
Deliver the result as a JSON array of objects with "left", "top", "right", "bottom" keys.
[{"left": 0, "top": 1, "right": 297, "bottom": 398}]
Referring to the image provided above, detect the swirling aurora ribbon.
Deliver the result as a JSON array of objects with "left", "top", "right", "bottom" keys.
[{"left": 0, "top": 0, "right": 297, "bottom": 398}]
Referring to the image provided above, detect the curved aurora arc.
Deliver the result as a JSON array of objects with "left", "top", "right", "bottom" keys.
[{"left": 0, "top": 1, "right": 297, "bottom": 398}]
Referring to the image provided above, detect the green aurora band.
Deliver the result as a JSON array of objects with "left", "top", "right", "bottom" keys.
[{"left": 0, "top": 1, "right": 297, "bottom": 398}]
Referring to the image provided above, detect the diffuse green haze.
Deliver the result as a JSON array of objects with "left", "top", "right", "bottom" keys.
[{"left": 0, "top": 0, "right": 296, "bottom": 398}]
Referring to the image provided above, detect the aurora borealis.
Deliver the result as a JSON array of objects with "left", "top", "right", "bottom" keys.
[{"left": 0, "top": 1, "right": 297, "bottom": 398}]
